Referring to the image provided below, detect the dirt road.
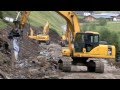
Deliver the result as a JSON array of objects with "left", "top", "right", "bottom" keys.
[{"left": 58, "top": 63, "right": 120, "bottom": 79}]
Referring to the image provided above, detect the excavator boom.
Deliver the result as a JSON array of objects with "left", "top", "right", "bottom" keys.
[
  {"left": 20, "top": 11, "right": 31, "bottom": 29},
  {"left": 56, "top": 11, "right": 80, "bottom": 38}
]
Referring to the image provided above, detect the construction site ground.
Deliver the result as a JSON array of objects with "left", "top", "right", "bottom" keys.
[{"left": 0, "top": 27, "right": 120, "bottom": 79}]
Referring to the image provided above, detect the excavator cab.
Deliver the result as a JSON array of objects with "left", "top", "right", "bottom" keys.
[{"left": 74, "top": 31, "right": 99, "bottom": 52}]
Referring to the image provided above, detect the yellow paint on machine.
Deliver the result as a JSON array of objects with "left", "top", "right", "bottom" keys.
[
  {"left": 73, "top": 45, "right": 116, "bottom": 59},
  {"left": 29, "top": 35, "right": 49, "bottom": 41}
]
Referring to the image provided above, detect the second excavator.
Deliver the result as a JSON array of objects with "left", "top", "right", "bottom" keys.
[{"left": 28, "top": 21, "right": 50, "bottom": 45}]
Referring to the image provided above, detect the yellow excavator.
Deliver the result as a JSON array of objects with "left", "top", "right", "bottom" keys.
[
  {"left": 8, "top": 11, "right": 116, "bottom": 73},
  {"left": 56, "top": 11, "right": 116, "bottom": 73},
  {"left": 28, "top": 21, "right": 50, "bottom": 45}
]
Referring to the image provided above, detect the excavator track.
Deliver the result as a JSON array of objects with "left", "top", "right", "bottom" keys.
[
  {"left": 62, "top": 61, "right": 71, "bottom": 72},
  {"left": 87, "top": 60, "right": 104, "bottom": 73},
  {"left": 94, "top": 60, "right": 104, "bottom": 73},
  {"left": 58, "top": 57, "right": 72, "bottom": 72}
]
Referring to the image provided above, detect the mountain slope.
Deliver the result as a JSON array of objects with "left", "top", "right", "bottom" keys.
[{"left": 0, "top": 11, "right": 66, "bottom": 36}]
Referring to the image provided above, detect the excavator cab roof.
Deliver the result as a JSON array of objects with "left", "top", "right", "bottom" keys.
[{"left": 85, "top": 31, "right": 99, "bottom": 35}]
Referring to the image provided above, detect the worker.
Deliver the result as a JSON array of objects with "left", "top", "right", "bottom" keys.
[{"left": 8, "top": 25, "right": 20, "bottom": 40}]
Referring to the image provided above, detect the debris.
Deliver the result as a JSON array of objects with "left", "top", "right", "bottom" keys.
[
  {"left": 0, "top": 69, "right": 10, "bottom": 79},
  {"left": 0, "top": 27, "right": 120, "bottom": 79}
]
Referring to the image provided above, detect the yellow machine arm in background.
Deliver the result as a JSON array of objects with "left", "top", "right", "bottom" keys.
[
  {"left": 43, "top": 21, "right": 50, "bottom": 35},
  {"left": 20, "top": 11, "right": 31, "bottom": 29}
]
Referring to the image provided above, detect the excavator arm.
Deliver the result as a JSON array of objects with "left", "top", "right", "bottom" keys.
[
  {"left": 43, "top": 21, "right": 50, "bottom": 35},
  {"left": 8, "top": 11, "right": 31, "bottom": 39},
  {"left": 55, "top": 11, "right": 81, "bottom": 52},
  {"left": 10, "top": 11, "right": 79, "bottom": 40},
  {"left": 20, "top": 11, "right": 31, "bottom": 29},
  {"left": 28, "top": 11, "right": 80, "bottom": 47},
  {"left": 56, "top": 11, "right": 80, "bottom": 39}
]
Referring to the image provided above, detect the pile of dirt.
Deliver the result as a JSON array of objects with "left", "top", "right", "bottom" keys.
[
  {"left": 0, "top": 26, "right": 63, "bottom": 79},
  {"left": 7, "top": 56, "right": 59, "bottom": 79}
]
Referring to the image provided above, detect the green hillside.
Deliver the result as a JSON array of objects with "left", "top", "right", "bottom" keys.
[
  {"left": 81, "top": 21, "right": 120, "bottom": 52},
  {"left": 29, "top": 11, "right": 66, "bottom": 35},
  {"left": 1, "top": 11, "right": 120, "bottom": 36},
  {"left": 0, "top": 11, "right": 66, "bottom": 36},
  {"left": 83, "top": 22, "right": 120, "bottom": 33}
]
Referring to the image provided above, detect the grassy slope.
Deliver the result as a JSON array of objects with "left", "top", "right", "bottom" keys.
[
  {"left": 98, "top": 22, "right": 120, "bottom": 43},
  {"left": 29, "top": 11, "right": 66, "bottom": 35},
  {"left": 94, "top": 22, "right": 120, "bottom": 33},
  {"left": 0, "top": 19, "right": 7, "bottom": 29},
  {"left": 0, "top": 11, "right": 66, "bottom": 36},
  {"left": 0, "top": 11, "right": 17, "bottom": 29},
  {"left": 1, "top": 11, "right": 120, "bottom": 35}
]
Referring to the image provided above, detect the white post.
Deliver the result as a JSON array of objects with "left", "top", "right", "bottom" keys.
[{"left": 15, "top": 12, "right": 21, "bottom": 21}]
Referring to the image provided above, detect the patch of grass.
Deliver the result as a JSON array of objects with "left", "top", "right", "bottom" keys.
[
  {"left": 29, "top": 11, "right": 66, "bottom": 36},
  {"left": 82, "top": 21, "right": 120, "bottom": 45},
  {"left": 2, "top": 11, "right": 17, "bottom": 18},
  {"left": 107, "top": 22, "right": 120, "bottom": 32},
  {"left": 0, "top": 19, "right": 7, "bottom": 29},
  {"left": 86, "top": 21, "right": 120, "bottom": 33}
]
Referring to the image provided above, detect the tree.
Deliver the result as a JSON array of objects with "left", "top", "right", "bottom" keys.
[
  {"left": 89, "top": 22, "right": 96, "bottom": 31},
  {"left": 82, "top": 22, "right": 96, "bottom": 32},
  {"left": 82, "top": 23, "right": 89, "bottom": 32},
  {"left": 99, "top": 27, "right": 111, "bottom": 43},
  {"left": 99, "top": 18, "right": 107, "bottom": 26},
  {"left": 99, "top": 27, "right": 120, "bottom": 61},
  {"left": 0, "top": 11, "right": 3, "bottom": 19}
]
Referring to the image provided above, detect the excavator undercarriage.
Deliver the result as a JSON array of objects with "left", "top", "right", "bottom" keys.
[{"left": 58, "top": 57, "right": 104, "bottom": 73}]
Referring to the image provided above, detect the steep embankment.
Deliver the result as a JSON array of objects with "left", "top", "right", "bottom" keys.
[
  {"left": 0, "top": 11, "right": 66, "bottom": 35},
  {"left": 0, "top": 11, "right": 66, "bottom": 79}
]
